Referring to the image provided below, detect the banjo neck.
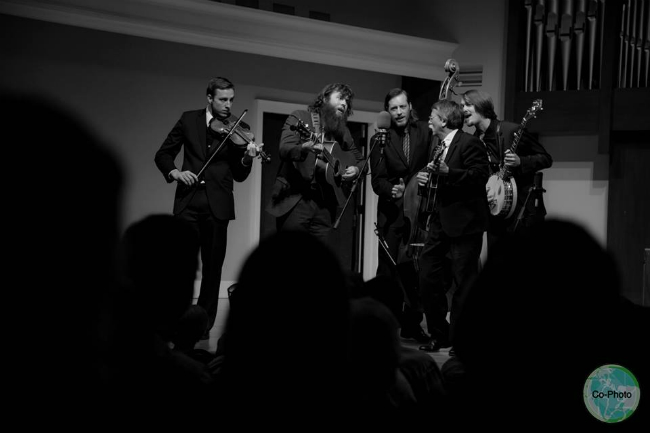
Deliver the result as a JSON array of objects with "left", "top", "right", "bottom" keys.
[{"left": 497, "top": 99, "right": 543, "bottom": 180}]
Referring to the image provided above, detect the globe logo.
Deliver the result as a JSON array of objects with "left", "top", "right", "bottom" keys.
[{"left": 583, "top": 364, "right": 640, "bottom": 423}]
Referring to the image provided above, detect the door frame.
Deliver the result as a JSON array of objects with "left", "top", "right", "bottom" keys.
[{"left": 251, "top": 99, "right": 379, "bottom": 281}]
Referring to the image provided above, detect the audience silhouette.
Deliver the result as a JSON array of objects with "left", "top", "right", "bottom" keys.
[
  {"left": 119, "top": 214, "right": 215, "bottom": 418},
  {"left": 215, "top": 230, "right": 350, "bottom": 427},
  {"left": 347, "top": 296, "right": 417, "bottom": 420},
  {"left": 172, "top": 304, "right": 216, "bottom": 365},
  {"left": 447, "top": 218, "right": 649, "bottom": 429},
  {"left": 2, "top": 92, "right": 125, "bottom": 425},
  {"left": 4, "top": 92, "right": 644, "bottom": 429},
  {"left": 358, "top": 275, "right": 450, "bottom": 425}
]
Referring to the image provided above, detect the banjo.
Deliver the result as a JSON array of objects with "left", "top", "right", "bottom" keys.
[{"left": 486, "top": 99, "right": 543, "bottom": 218}]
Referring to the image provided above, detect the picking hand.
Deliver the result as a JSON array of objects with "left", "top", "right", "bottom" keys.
[
  {"left": 342, "top": 165, "right": 359, "bottom": 181},
  {"left": 486, "top": 185, "right": 497, "bottom": 208}
]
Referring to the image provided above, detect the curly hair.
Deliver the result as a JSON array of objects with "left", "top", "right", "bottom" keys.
[{"left": 308, "top": 83, "right": 354, "bottom": 117}]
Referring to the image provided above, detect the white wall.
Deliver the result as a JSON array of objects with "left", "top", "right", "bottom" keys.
[{"left": 541, "top": 135, "right": 609, "bottom": 245}]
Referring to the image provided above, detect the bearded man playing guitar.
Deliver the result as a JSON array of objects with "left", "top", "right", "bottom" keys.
[
  {"left": 460, "top": 90, "right": 552, "bottom": 251},
  {"left": 266, "top": 83, "right": 364, "bottom": 245}
]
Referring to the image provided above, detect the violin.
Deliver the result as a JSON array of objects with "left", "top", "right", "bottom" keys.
[
  {"left": 210, "top": 113, "right": 271, "bottom": 163},
  {"left": 398, "top": 59, "right": 461, "bottom": 269}
]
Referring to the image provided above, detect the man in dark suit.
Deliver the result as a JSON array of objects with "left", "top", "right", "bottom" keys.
[
  {"left": 154, "top": 77, "right": 261, "bottom": 340},
  {"left": 461, "top": 89, "right": 552, "bottom": 246},
  {"left": 266, "top": 83, "right": 364, "bottom": 246},
  {"left": 369, "top": 88, "right": 432, "bottom": 343},
  {"left": 417, "top": 99, "right": 490, "bottom": 352}
]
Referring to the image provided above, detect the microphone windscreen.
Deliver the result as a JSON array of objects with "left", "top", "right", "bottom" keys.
[{"left": 377, "top": 111, "right": 392, "bottom": 129}]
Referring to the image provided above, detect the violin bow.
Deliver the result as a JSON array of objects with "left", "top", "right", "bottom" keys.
[{"left": 197, "top": 109, "right": 248, "bottom": 179}]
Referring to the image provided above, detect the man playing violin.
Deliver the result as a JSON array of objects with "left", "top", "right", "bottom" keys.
[
  {"left": 369, "top": 88, "right": 433, "bottom": 344},
  {"left": 416, "top": 99, "right": 490, "bottom": 353},
  {"left": 266, "top": 83, "right": 364, "bottom": 246},
  {"left": 155, "top": 76, "right": 261, "bottom": 340}
]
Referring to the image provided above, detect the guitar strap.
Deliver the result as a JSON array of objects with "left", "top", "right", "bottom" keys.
[
  {"left": 310, "top": 111, "right": 321, "bottom": 135},
  {"left": 495, "top": 120, "right": 504, "bottom": 163},
  {"left": 309, "top": 111, "right": 323, "bottom": 171}
]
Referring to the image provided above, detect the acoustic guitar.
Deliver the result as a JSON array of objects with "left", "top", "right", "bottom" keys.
[
  {"left": 290, "top": 118, "right": 358, "bottom": 207},
  {"left": 486, "top": 99, "right": 543, "bottom": 218}
]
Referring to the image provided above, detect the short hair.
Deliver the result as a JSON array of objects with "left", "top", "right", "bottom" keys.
[
  {"left": 206, "top": 77, "right": 234, "bottom": 97},
  {"left": 461, "top": 89, "right": 497, "bottom": 120},
  {"left": 432, "top": 99, "right": 464, "bottom": 130},
  {"left": 383, "top": 88, "right": 419, "bottom": 121},
  {"left": 308, "top": 82, "right": 354, "bottom": 117}
]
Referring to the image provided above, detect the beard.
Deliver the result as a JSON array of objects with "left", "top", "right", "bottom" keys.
[{"left": 320, "top": 103, "right": 348, "bottom": 140}]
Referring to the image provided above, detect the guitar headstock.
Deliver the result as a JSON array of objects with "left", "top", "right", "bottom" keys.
[
  {"left": 525, "top": 99, "right": 543, "bottom": 121},
  {"left": 288, "top": 116, "right": 314, "bottom": 141}
]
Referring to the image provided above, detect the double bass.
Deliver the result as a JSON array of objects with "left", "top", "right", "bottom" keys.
[{"left": 398, "top": 59, "right": 461, "bottom": 270}]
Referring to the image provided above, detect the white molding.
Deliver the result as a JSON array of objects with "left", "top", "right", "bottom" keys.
[
  {"left": 0, "top": 0, "right": 458, "bottom": 81},
  {"left": 253, "top": 99, "right": 378, "bottom": 281}
]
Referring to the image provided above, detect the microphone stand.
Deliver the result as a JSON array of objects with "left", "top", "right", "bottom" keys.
[
  {"left": 374, "top": 222, "right": 412, "bottom": 308},
  {"left": 513, "top": 172, "right": 546, "bottom": 233},
  {"left": 333, "top": 131, "right": 386, "bottom": 229}
]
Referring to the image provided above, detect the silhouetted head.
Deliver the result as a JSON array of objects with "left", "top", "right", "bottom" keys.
[
  {"left": 120, "top": 214, "right": 199, "bottom": 339},
  {"left": 347, "top": 296, "right": 400, "bottom": 397},
  {"left": 454, "top": 218, "right": 625, "bottom": 427},
  {"left": 221, "top": 230, "right": 350, "bottom": 419},
  {"left": 172, "top": 304, "right": 209, "bottom": 351}
]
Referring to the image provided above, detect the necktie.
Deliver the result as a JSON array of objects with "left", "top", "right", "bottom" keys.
[
  {"left": 403, "top": 131, "right": 410, "bottom": 165},
  {"left": 441, "top": 140, "right": 450, "bottom": 161}
]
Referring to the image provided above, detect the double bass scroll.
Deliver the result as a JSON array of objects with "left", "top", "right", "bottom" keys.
[{"left": 438, "top": 59, "right": 461, "bottom": 101}]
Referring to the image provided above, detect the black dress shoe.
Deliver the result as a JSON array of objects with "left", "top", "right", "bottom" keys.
[
  {"left": 400, "top": 327, "right": 431, "bottom": 344},
  {"left": 419, "top": 339, "right": 451, "bottom": 352}
]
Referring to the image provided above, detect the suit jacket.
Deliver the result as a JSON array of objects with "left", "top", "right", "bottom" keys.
[
  {"left": 430, "top": 130, "right": 490, "bottom": 238},
  {"left": 266, "top": 109, "right": 364, "bottom": 217},
  {"left": 154, "top": 109, "right": 252, "bottom": 220},
  {"left": 369, "top": 120, "right": 432, "bottom": 228}
]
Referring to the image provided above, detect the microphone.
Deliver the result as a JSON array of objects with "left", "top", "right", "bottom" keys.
[{"left": 375, "top": 111, "right": 391, "bottom": 147}]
